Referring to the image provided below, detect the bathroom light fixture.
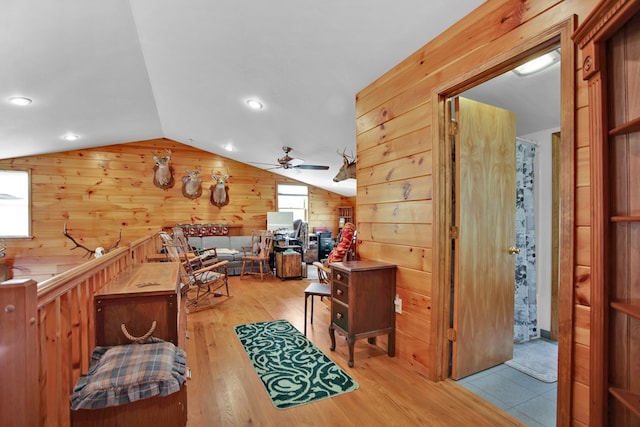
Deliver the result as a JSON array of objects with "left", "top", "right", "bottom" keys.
[
  {"left": 63, "top": 134, "right": 79, "bottom": 141},
  {"left": 245, "top": 98, "right": 264, "bottom": 110},
  {"left": 8, "top": 96, "right": 32, "bottom": 106},
  {"left": 513, "top": 50, "right": 560, "bottom": 76}
]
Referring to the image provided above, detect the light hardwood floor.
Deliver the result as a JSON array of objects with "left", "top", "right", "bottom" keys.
[{"left": 184, "top": 272, "right": 524, "bottom": 426}]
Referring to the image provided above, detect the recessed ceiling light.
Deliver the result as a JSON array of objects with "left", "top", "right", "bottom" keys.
[
  {"left": 513, "top": 50, "right": 560, "bottom": 76},
  {"left": 224, "top": 143, "right": 233, "bottom": 152},
  {"left": 8, "top": 96, "right": 32, "bottom": 106},
  {"left": 245, "top": 98, "right": 264, "bottom": 110},
  {"left": 63, "top": 134, "right": 79, "bottom": 141}
]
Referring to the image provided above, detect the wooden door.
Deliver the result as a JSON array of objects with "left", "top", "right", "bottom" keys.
[{"left": 451, "top": 97, "right": 517, "bottom": 380}]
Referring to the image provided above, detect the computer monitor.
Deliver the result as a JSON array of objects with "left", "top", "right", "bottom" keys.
[{"left": 266, "top": 211, "right": 294, "bottom": 233}]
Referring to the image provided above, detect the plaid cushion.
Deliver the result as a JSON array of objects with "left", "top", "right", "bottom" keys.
[{"left": 70, "top": 340, "right": 186, "bottom": 410}]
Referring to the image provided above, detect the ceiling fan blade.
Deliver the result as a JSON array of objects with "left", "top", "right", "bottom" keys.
[
  {"left": 249, "top": 161, "right": 281, "bottom": 167},
  {"left": 295, "top": 164, "right": 330, "bottom": 170}
]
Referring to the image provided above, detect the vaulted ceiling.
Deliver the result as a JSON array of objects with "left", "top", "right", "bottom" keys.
[{"left": 2, "top": 1, "right": 559, "bottom": 196}]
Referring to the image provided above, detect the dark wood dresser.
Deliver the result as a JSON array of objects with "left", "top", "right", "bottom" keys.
[{"left": 329, "top": 260, "right": 397, "bottom": 367}]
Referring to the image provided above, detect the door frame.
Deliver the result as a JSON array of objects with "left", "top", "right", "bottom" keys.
[{"left": 430, "top": 17, "right": 577, "bottom": 423}]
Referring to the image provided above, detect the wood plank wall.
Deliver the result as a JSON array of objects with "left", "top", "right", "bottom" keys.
[
  {"left": 0, "top": 138, "right": 353, "bottom": 270},
  {"left": 355, "top": 0, "right": 597, "bottom": 425}
]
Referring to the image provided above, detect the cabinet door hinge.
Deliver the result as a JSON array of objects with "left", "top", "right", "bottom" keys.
[
  {"left": 447, "top": 328, "right": 457, "bottom": 342},
  {"left": 450, "top": 226, "right": 458, "bottom": 239},
  {"left": 449, "top": 120, "right": 458, "bottom": 136}
]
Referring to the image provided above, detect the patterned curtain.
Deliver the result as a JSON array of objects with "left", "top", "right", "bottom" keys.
[{"left": 513, "top": 141, "right": 537, "bottom": 343}]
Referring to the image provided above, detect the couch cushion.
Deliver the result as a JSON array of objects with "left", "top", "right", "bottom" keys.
[
  {"left": 201, "top": 236, "right": 231, "bottom": 250},
  {"left": 187, "top": 236, "right": 202, "bottom": 249},
  {"left": 229, "top": 236, "right": 253, "bottom": 251}
]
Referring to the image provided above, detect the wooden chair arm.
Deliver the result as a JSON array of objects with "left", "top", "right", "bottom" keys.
[{"left": 191, "top": 259, "right": 229, "bottom": 275}]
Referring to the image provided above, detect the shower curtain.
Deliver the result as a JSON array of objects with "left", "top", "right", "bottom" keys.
[{"left": 513, "top": 140, "right": 537, "bottom": 343}]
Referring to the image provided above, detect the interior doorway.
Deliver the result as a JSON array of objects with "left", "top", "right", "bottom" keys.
[
  {"left": 448, "top": 45, "right": 561, "bottom": 380},
  {"left": 435, "top": 32, "right": 570, "bottom": 423},
  {"left": 456, "top": 51, "right": 561, "bottom": 350},
  {"left": 433, "top": 18, "right": 576, "bottom": 425}
]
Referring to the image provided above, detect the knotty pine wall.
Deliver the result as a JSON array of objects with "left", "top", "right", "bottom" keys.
[
  {"left": 355, "top": 0, "right": 596, "bottom": 425},
  {"left": 0, "top": 138, "right": 353, "bottom": 268}
]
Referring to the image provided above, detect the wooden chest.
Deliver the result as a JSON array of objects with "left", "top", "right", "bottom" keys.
[
  {"left": 95, "top": 262, "right": 182, "bottom": 347},
  {"left": 71, "top": 382, "right": 187, "bottom": 427},
  {"left": 275, "top": 251, "right": 302, "bottom": 279}
]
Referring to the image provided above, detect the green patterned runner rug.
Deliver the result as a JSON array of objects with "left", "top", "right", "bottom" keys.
[{"left": 234, "top": 319, "right": 359, "bottom": 409}]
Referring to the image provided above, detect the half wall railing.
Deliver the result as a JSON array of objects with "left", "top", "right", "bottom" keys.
[{"left": 0, "top": 233, "right": 163, "bottom": 426}]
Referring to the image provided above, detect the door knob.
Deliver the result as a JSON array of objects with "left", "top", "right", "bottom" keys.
[{"left": 508, "top": 246, "right": 521, "bottom": 255}]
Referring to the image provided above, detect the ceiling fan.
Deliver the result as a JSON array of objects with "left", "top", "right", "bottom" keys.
[{"left": 251, "top": 146, "right": 330, "bottom": 171}]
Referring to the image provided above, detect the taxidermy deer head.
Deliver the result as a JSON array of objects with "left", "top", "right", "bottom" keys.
[
  {"left": 210, "top": 168, "right": 230, "bottom": 207},
  {"left": 152, "top": 149, "right": 175, "bottom": 190},
  {"left": 333, "top": 149, "right": 357, "bottom": 182},
  {"left": 63, "top": 223, "right": 122, "bottom": 258},
  {"left": 181, "top": 168, "right": 203, "bottom": 199},
  {"left": 0, "top": 240, "right": 8, "bottom": 282}
]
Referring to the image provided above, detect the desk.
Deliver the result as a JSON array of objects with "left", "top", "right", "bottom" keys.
[{"left": 95, "top": 262, "right": 184, "bottom": 348}]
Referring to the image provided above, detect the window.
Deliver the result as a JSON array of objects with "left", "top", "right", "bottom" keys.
[
  {"left": 0, "top": 169, "right": 31, "bottom": 238},
  {"left": 277, "top": 184, "right": 308, "bottom": 222}
]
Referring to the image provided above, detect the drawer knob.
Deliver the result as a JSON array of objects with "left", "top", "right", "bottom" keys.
[
  {"left": 336, "top": 289, "right": 343, "bottom": 296},
  {"left": 336, "top": 312, "right": 343, "bottom": 319},
  {"left": 336, "top": 273, "right": 342, "bottom": 281}
]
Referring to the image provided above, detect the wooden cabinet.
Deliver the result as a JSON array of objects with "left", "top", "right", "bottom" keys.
[
  {"left": 574, "top": 2, "right": 640, "bottom": 424},
  {"left": 275, "top": 251, "right": 302, "bottom": 279},
  {"left": 329, "top": 260, "right": 396, "bottom": 367},
  {"left": 94, "top": 262, "right": 184, "bottom": 348}
]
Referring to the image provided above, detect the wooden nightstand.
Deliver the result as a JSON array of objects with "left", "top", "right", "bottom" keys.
[{"left": 329, "top": 260, "right": 397, "bottom": 367}]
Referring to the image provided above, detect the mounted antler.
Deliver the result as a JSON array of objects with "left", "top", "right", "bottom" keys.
[
  {"left": 0, "top": 239, "right": 8, "bottom": 281},
  {"left": 181, "top": 168, "right": 203, "bottom": 199},
  {"left": 152, "top": 148, "right": 175, "bottom": 190},
  {"left": 333, "top": 148, "right": 357, "bottom": 182},
  {"left": 63, "top": 222, "right": 122, "bottom": 258},
  {"left": 210, "top": 167, "right": 230, "bottom": 207}
]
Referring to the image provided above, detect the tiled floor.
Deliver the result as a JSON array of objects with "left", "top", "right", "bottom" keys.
[{"left": 456, "top": 364, "right": 557, "bottom": 426}]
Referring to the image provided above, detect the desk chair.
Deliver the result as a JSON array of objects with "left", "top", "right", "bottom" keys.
[{"left": 303, "top": 282, "right": 331, "bottom": 336}]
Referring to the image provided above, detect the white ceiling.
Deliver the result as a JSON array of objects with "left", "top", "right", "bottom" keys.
[{"left": 1, "top": 0, "right": 559, "bottom": 197}]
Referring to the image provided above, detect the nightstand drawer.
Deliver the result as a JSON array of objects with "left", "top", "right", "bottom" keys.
[
  {"left": 332, "top": 301, "right": 349, "bottom": 331},
  {"left": 333, "top": 281, "right": 349, "bottom": 304},
  {"left": 332, "top": 269, "right": 349, "bottom": 286}
]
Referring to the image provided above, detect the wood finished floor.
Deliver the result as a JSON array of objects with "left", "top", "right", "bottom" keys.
[{"left": 184, "top": 273, "right": 524, "bottom": 427}]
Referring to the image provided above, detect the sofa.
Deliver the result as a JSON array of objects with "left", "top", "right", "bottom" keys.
[{"left": 186, "top": 235, "right": 255, "bottom": 276}]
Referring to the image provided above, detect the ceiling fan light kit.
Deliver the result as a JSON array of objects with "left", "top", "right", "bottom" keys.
[{"left": 250, "top": 146, "right": 329, "bottom": 171}]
